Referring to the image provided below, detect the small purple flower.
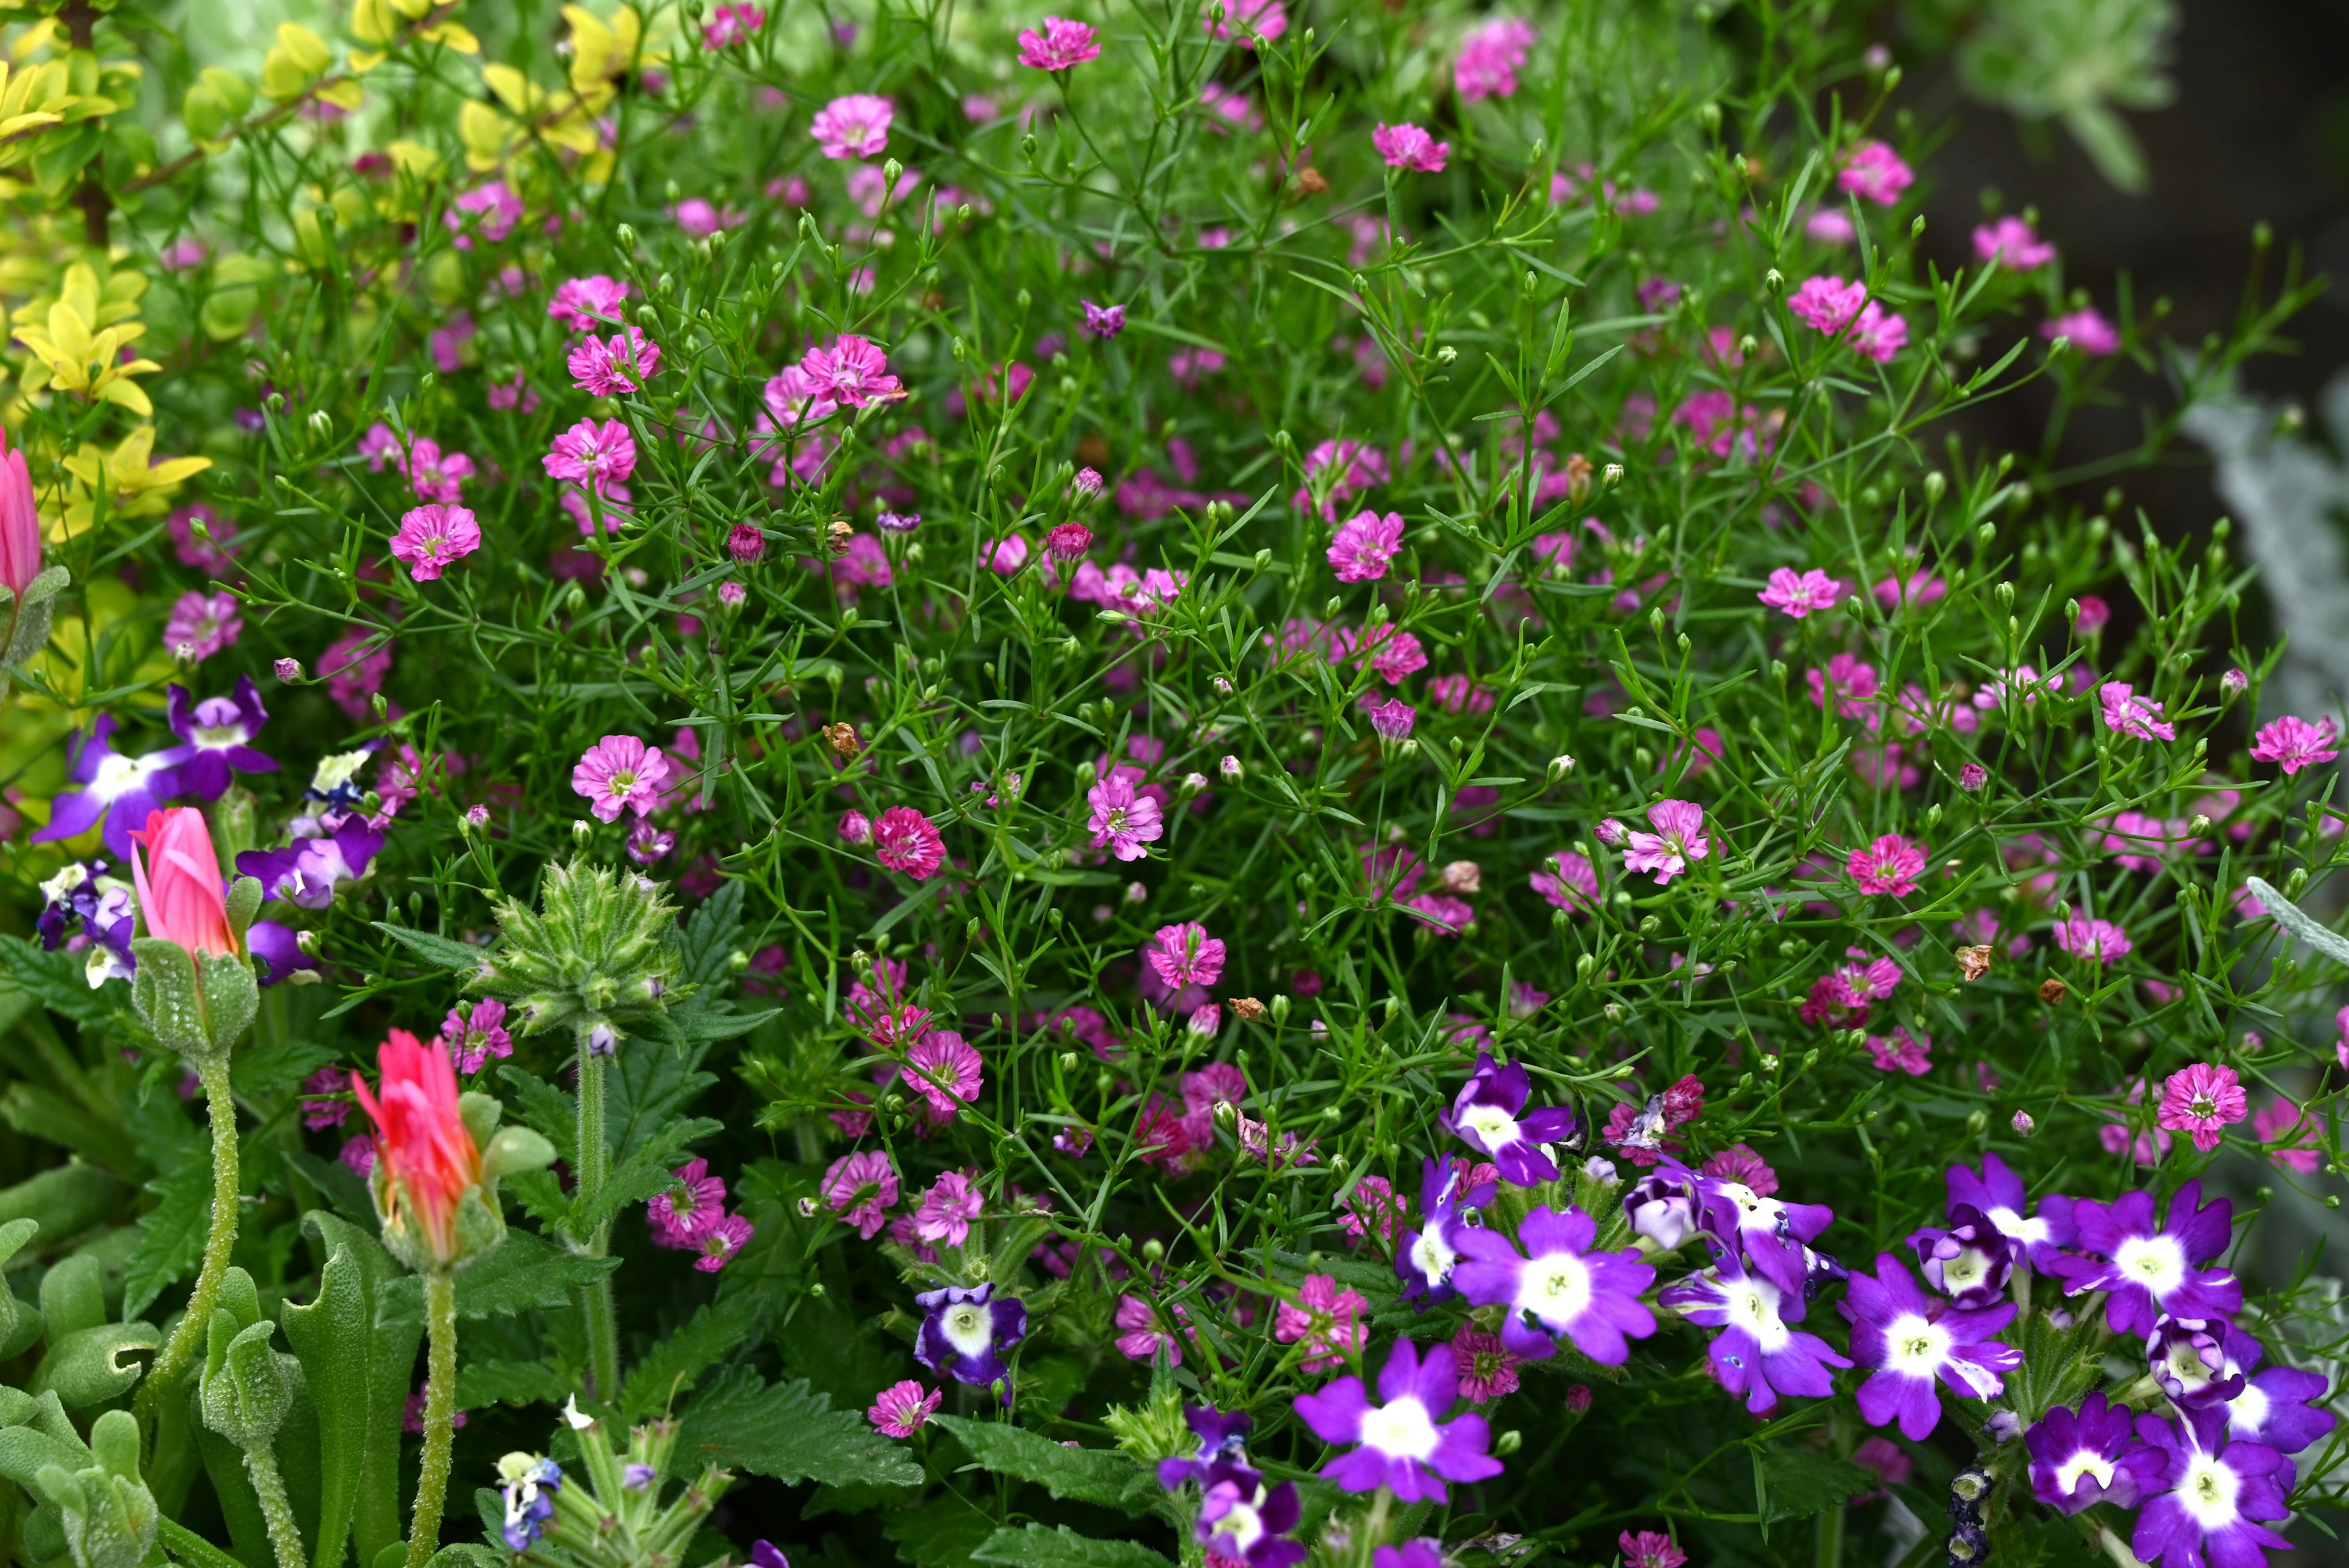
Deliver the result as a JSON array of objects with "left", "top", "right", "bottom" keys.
[
  {"left": 160, "top": 677, "right": 278, "bottom": 801},
  {"left": 1081, "top": 300, "right": 1126, "bottom": 338},
  {"left": 32, "top": 716, "right": 182, "bottom": 862},
  {"left": 1196, "top": 1468, "right": 1306, "bottom": 1567},
  {"left": 1906, "top": 1203, "right": 2013, "bottom": 1307},
  {"left": 1691, "top": 1169, "right": 1835, "bottom": 1297},
  {"left": 2217, "top": 1323, "right": 2336, "bottom": 1454},
  {"left": 1659, "top": 1254, "right": 1851, "bottom": 1418},
  {"left": 2025, "top": 1392, "right": 2168, "bottom": 1514},
  {"left": 1394, "top": 1156, "right": 1494, "bottom": 1306},
  {"left": 914, "top": 1282, "right": 1028, "bottom": 1400},
  {"left": 1624, "top": 1164, "right": 1696, "bottom": 1249},
  {"left": 1838, "top": 1253, "right": 2022, "bottom": 1441},
  {"left": 247, "top": 920, "right": 317, "bottom": 986},
  {"left": 1438, "top": 1051, "right": 1581, "bottom": 1186},
  {"left": 2147, "top": 1317, "right": 2242, "bottom": 1410},
  {"left": 2057, "top": 1181, "right": 2241, "bottom": 1338},
  {"left": 1291, "top": 1337, "right": 1504, "bottom": 1503},
  {"left": 36, "top": 861, "right": 136, "bottom": 984},
  {"left": 647, "top": 1157, "right": 728, "bottom": 1246},
  {"left": 236, "top": 817, "right": 385, "bottom": 910},
  {"left": 1944, "top": 1152, "right": 2074, "bottom": 1270},
  {"left": 2131, "top": 1405, "right": 2292, "bottom": 1568},
  {"left": 1158, "top": 1405, "right": 1255, "bottom": 1489},
  {"left": 1452, "top": 1203, "right": 1657, "bottom": 1363}
]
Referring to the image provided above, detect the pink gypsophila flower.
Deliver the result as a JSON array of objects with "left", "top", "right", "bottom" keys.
[
  {"left": 2158, "top": 1064, "right": 2249, "bottom": 1153},
  {"left": 811, "top": 94, "right": 893, "bottom": 159},
  {"left": 1202, "top": 0, "right": 1286, "bottom": 45},
  {"left": 2251, "top": 715, "right": 2339, "bottom": 775},
  {"left": 1624, "top": 799, "right": 1709, "bottom": 885},
  {"left": 2043, "top": 309, "right": 2120, "bottom": 356},
  {"left": 1451, "top": 1325, "right": 1523, "bottom": 1400},
  {"left": 166, "top": 590, "right": 242, "bottom": 662},
  {"left": 1838, "top": 140, "right": 1914, "bottom": 205},
  {"left": 1865, "top": 1027, "right": 1932, "bottom": 1076},
  {"left": 543, "top": 418, "right": 637, "bottom": 492},
  {"left": 1275, "top": 1274, "right": 1369, "bottom": 1372},
  {"left": 2254, "top": 1099, "right": 2323, "bottom": 1173},
  {"left": 1531, "top": 850, "right": 1598, "bottom": 913},
  {"left": 821, "top": 1150, "right": 899, "bottom": 1238},
  {"left": 1148, "top": 922, "right": 1227, "bottom": 990},
  {"left": 874, "top": 806, "right": 948, "bottom": 879},
  {"left": 801, "top": 335, "right": 903, "bottom": 407},
  {"left": 1758, "top": 567, "right": 1845, "bottom": 619},
  {"left": 905, "top": 1031, "right": 983, "bottom": 1123},
  {"left": 1973, "top": 217, "right": 2055, "bottom": 269},
  {"left": 389, "top": 505, "right": 481, "bottom": 582},
  {"left": 913, "top": 1170, "right": 984, "bottom": 1246},
  {"left": 1088, "top": 775, "right": 1164, "bottom": 861},
  {"left": 1115, "top": 1295, "right": 1189, "bottom": 1364},
  {"left": 694, "top": 1213, "right": 752, "bottom": 1271},
  {"left": 1329, "top": 510, "right": 1405, "bottom": 582},
  {"left": 869, "top": 1379, "right": 941, "bottom": 1437},
  {"left": 702, "top": 2, "right": 765, "bottom": 47},
  {"left": 571, "top": 735, "right": 670, "bottom": 822},
  {"left": 1622, "top": 1533, "right": 1688, "bottom": 1568},
  {"left": 568, "top": 328, "right": 661, "bottom": 396},
  {"left": 2099, "top": 682, "right": 2177, "bottom": 741},
  {"left": 648, "top": 1158, "right": 728, "bottom": 1246},
  {"left": 549, "top": 275, "right": 629, "bottom": 332},
  {"left": 2053, "top": 916, "right": 2132, "bottom": 962},
  {"left": 1847, "top": 303, "right": 1907, "bottom": 362},
  {"left": 1454, "top": 15, "right": 1536, "bottom": 101},
  {"left": 1373, "top": 123, "right": 1449, "bottom": 173},
  {"left": 1788, "top": 276, "right": 1868, "bottom": 335},
  {"left": 1018, "top": 16, "right": 1100, "bottom": 69},
  {"left": 1849, "top": 834, "right": 1926, "bottom": 897}
]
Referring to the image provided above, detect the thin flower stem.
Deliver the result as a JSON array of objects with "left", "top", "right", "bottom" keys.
[
  {"left": 136, "top": 1053, "right": 240, "bottom": 1434},
  {"left": 406, "top": 1269, "right": 459, "bottom": 1568},
  {"left": 576, "top": 1041, "right": 620, "bottom": 1399},
  {"left": 243, "top": 1440, "right": 306, "bottom": 1568}
]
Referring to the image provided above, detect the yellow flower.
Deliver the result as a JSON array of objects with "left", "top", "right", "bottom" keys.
[
  {"left": 54, "top": 426, "right": 210, "bottom": 540},
  {"left": 11, "top": 263, "right": 159, "bottom": 414}
]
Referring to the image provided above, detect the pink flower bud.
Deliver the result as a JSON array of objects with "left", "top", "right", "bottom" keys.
[{"left": 728, "top": 522, "right": 766, "bottom": 564}]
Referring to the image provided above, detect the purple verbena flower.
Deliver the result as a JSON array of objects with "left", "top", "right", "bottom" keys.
[
  {"left": 1659, "top": 1254, "right": 1852, "bottom": 1417},
  {"left": 1452, "top": 1203, "right": 1658, "bottom": 1363},
  {"left": 2025, "top": 1392, "right": 2168, "bottom": 1514},
  {"left": 1394, "top": 1156, "right": 1494, "bottom": 1306},
  {"left": 914, "top": 1282, "right": 1028, "bottom": 1400},
  {"left": 1945, "top": 1152, "right": 2074, "bottom": 1270},
  {"left": 236, "top": 817, "right": 385, "bottom": 910},
  {"left": 1158, "top": 1405, "right": 1255, "bottom": 1490},
  {"left": 1839, "top": 1252, "right": 2022, "bottom": 1440},
  {"left": 2131, "top": 1405, "right": 2292, "bottom": 1568},
  {"left": 1691, "top": 1169, "right": 1835, "bottom": 1296},
  {"left": 1625, "top": 1163, "right": 1697, "bottom": 1249},
  {"left": 2058, "top": 1181, "right": 2242, "bottom": 1338},
  {"left": 2217, "top": 1323, "right": 2336, "bottom": 1454},
  {"left": 1197, "top": 1469, "right": 1306, "bottom": 1567},
  {"left": 32, "top": 716, "right": 182, "bottom": 862},
  {"left": 2148, "top": 1317, "right": 2243, "bottom": 1410},
  {"left": 1291, "top": 1337, "right": 1503, "bottom": 1503},
  {"left": 160, "top": 677, "right": 277, "bottom": 801},
  {"left": 1438, "top": 1051, "right": 1581, "bottom": 1186},
  {"left": 1906, "top": 1203, "right": 2014, "bottom": 1307}
]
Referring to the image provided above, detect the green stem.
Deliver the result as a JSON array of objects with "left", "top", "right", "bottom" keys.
[
  {"left": 406, "top": 1270, "right": 458, "bottom": 1568},
  {"left": 1816, "top": 1501, "right": 1845, "bottom": 1568},
  {"left": 243, "top": 1440, "right": 306, "bottom": 1568},
  {"left": 136, "top": 1053, "right": 241, "bottom": 1433},
  {"left": 576, "top": 1041, "right": 619, "bottom": 1399}
]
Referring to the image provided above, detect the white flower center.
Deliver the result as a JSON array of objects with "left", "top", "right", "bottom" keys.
[
  {"left": 1409, "top": 1227, "right": 1456, "bottom": 1285},
  {"left": 2112, "top": 1235, "right": 2185, "bottom": 1297},
  {"left": 91, "top": 751, "right": 166, "bottom": 801},
  {"left": 1521, "top": 1252, "right": 1592, "bottom": 1327},
  {"left": 2175, "top": 1454, "right": 2241, "bottom": 1532},
  {"left": 1358, "top": 1394, "right": 1440, "bottom": 1461},
  {"left": 1986, "top": 1206, "right": 2047, "bottom": 1249},
  {"left": 2055, "top": 1449, "right": 2115, "bottom": 1496},
  {"left": 1883, "top": 1312, "right": 1948, "bottom": 1377},
  {"left": 1209, "top": 1493, "right": 1267, "bottom": 1550},
  {"left": 1460, "top": 1103, "right": 1520, "bottom": 1148},
  {"left": 1723, "top": 1279, "right": 1791, "bottom": 1354},
  {"left": 943, "top": 1303, "right": 993, "bottom": 1359},
  {"left": 2230, "top": 1382, "right": 2271, "bottom": 1440},
  {"left": 1942, "top": 1249, "right": 1990, "bottom": 1292}
]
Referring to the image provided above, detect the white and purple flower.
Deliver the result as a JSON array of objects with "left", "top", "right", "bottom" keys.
[
  {"left": 1291, "top": 1337, "right": 1504, "bottom": 1503},
  {"left": 2216, "top": 1323, "right": 2336, "bottom": 1454},
  {"left": 2024, "top": 1392, "right": 2167, "bottom": 1515},
  {"left": 1658, "top": 1254, "right": 1851, "bottom": 1417},
  {"left": 1691, "top": 1171, "right": 1835, "bottom": 1297},
  {"left": 1906, "top": 1203, "right": 2013, "bottom": 1307},
  {"left": 159, "top": 677, "right": 278, "bottom": 801},
  {"left": 1438, "top": 1052, "right": 1581, "bottom": 1186},
  {"left": 913, "top": 1282, "right": 1028, "bottom": 1401},
  {"left": 2131, "top": 1404, "right": 2293, "bottom": 1568},
  {"left": 1394, "top": 1156, "right": 1493, "bottom": 1306},
  {"left": 32, "top": 716, "right": 181, "bottom": 861},
  {"left": 1944, "top": 1152, "right": 2074, "bottom": 1270},
  {"left": 1839, "top": 1253, "right": 2022, "bottom": 1440},
  {"left": 1452, "top": 1203, "right": 1657, "bottom": 1363},
  {"left": 2058, "top": 1181, "right": 2241, "bottom": 1337},
  {"left": 237, "top": 817, "right": 385, "bottom": 910},
  {"left": 2147, "top": 1317, "right": 2243, "bottom": 1410}
]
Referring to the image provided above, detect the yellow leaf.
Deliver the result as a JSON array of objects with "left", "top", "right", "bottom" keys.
[
  {"left": 420, "top": 23, "right": 480, "bottom": 54},
  {"left": 481, "top": 62, "right": 535, "bottom": 116},
  {"left": 138, "top": 455, "right": 211, "bottom": 489},
  {"left": 43, "top": 300, "right": 91, "bottom": 369},
  {"left": 317, "top": 78, "right": 363, "bottom": 110},
  {"left": 347, "top": 48, "right": 385, "bottom": 75},
  {"left": 0, "top": 111, "right": 58, "bottom": 136},
  {"left": 350, "top": 0, "right": 399, "bottom": 47},
  {"left": 96, "top": 378, "right": 149, "bottom": 416},
  {"left": 456, "top": 101, "right": 508, "bottom": 172},
  {"left": 385, "top": 138, "right": 442, "bottom": 177},
  {"left": 276, "top": 23, "right": 332, "bottom": 75}
]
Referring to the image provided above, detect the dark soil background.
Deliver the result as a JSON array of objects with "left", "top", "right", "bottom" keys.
[{"left": 1910, "top": 0, "right": 2349, "bottom": 551}]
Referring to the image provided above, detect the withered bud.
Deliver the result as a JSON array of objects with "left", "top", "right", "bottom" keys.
[
  {"left": 2037, "top": 977, "right": 2068, "bottom": 1004},
  {"left": 822, "top": 721, "right": 862, "bottom": 760},
  {"left": 1231, "top": 997, "right": 1267, "bottom": 1022},
  {"left": 1954, "top": 945, "right": 1992, "bottom": 981},
  {"left": 825, "top": 518, "right": 853, "bottom": 554}
]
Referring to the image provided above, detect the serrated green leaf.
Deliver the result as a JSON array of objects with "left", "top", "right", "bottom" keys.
[
  {"left": 229, "top": 1038, "right": 339, "bottom": 1099},
  {"left": 669, "top": 1007, "right": 775, "bottom": 1043},
  {"left": 606, "top": 1038, "right": 715, "bottom": 1166},
  {"left": 970, "top": 1524, "right": 1178, "bottom": 1567},
  {"left": 0, "top": 936, "right": 117, "bottom": 1024},
  {"left": 284, "top": 1147, "right": 376, "bottom": 1227},
  {"left": 121, "top": 1159, "right": 212, "bottom": 1321},
  {"left": 377, "top": 1230, "right": 618, "bottom": 1325},
  {"left": 456, "top": 1358, "right": 573, "bottom": 1412},
  {"left": 885, "top": 1495, "right": 1000, "bottom": 1568},
  {"left": 370, "top": 921, "right": 484, "bottom": 973},
  {"left": 494, "top": 1066, "right": 578, "bottom": 1165},
  {"left": 676, "top": 879, "right": 745, "bottom": 997},
  {"left": 932, "top": 1415, "right": 1156, "bottom": 1512},
  {"left": 1759, "top": 1447, "right": 1877, "bottom": 1523},
  {"left": 675, "top": 1370, "right": 922, "bottom": 1488},
  {"left": 620, "top": 1291, "right": 770, "bottom": 1420}
]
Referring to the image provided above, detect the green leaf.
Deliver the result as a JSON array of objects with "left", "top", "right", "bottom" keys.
[
  {"left": 675, "top": 1370, "right": 922, "bottom": 1488},
  {"left": 494, "top": 1066, "right": 578, "bottom": 1165},
  {"left": 932, "top": 1415, "right": 1156, "bottom": 1512},
  {"left": 456, "top": 1358, "right": 573, "bottom": 1413},
  {"left": 369, "top": 921, "right": 484, "bottom": 974},
  {"left": 284, "top": 1147, "right": 377, "bottom": 1228},
  {"left": 884, "top": 1495, "right": 1000, "bottom": 1568},
  {"left": 377, "top": 1229, "right": 618, "bottom": 1325},
  {"left": 571, "top": 1119, "right": 722, "bottom": 1238},
  {"left": 675, "top": 877, "right": 744, "bottom": 998},
  {"left": 620, "top": 1291, "right": 770, "bottom": 1421},
  {"left": 230, "top": 1038, "right": 339, "bottom": 1099},
  {"left": 606, "top": 1037, "right": 716, "bottom": 1166},
  {"left": 1759, "top": 1447, "right": 1877, "bottom": 1523},
  {"left": 121, "top": 1159, "right": 212, "bottom": 1321},
  {"left": 283, "top": 1241, "right": 370, "bottom": 1568},
  {"left": 970, "top": 1525, "right": 1178, "bottom": 1567},
  {"left": 669, "top": 1007, "right": 776, "bottom": 1043},
  {"left": 293, "top": 1213, "right": 423, "bottom": 1568},
  {"left": 160, "top": 1516, "right": 249, "bottom": 1568},
  {"left": 0, "top": 936, "right": 117, "bottom": 1024}
]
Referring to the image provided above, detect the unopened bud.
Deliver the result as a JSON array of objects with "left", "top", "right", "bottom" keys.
[
  {"left": 2012, "top": 1110, "right": 2035, "bottom": 1136},
  {"left": 1548, "top": 754, "right": 1576, "bottom": 781},
  {"left": 274, "top": 657, "right": 303, "bottom": 682}
]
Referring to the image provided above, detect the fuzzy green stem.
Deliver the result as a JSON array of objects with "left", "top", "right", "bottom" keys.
[
  {"left": 243, "top": 1439, "right": 306, "bottom": 1568},
  {"left": 136, "top": 1053, "right": 240, "bottom": 1433},
  {"left": 576, "top": 1043, "right": 619, "bottom": 1399},
  {"left": 406, "top": 1270, "right": 458, "bottom": 1568}
]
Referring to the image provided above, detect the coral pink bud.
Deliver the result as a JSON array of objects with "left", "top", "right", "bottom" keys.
[
  {"left": 128, "top": 807, "right": 237, "bottom": 958},
  {"left": 350, "top": 1029, "right": 482, "bottom": 1269},
  {"left": 728, "top": 522, "right": 766, "bottom": 564}
]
